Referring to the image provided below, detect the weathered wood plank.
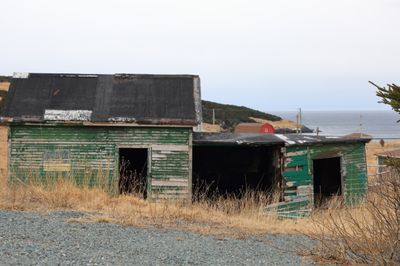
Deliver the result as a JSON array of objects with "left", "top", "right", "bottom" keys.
[
  {"left": 9, "top": 125, "right": 192, "bottom": 199},
  {"left": 151, "top": 179, "right": 188, "bottom": 187}
]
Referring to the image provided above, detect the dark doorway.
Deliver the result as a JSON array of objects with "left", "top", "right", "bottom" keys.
[
  {"left": 119, "top": 148, "right": 148, "bottom": 198},
  {"left": 313, "top": 157, "right": 342, "bottom": 206},
  {"left": 193, "top": 146, "right": 279, "bottom": 199}
]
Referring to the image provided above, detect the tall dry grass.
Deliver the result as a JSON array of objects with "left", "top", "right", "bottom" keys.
[
  {"left": 4, "top": 169, "right": 398, "bottom": 263},
  {"left": 0, "top": 174, "right": 313, "bottom": 237}
]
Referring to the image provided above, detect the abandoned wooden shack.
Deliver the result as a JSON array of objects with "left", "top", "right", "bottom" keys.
[
  {"left": 1, "top": 72, "right": 371, "bottom": 216},
  {"left": 277, "top": 134, "right": 371, "bottom": 217},
  {"left": 193, "top": 133, "right": 370, "bottom": 217},
  {"left": 1, "top": 73, "right": 201, "bottom": 200}
]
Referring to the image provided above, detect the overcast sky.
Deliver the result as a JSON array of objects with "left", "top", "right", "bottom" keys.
[{"left": 1, "top": 0, "right": 399, "bottom": 111}]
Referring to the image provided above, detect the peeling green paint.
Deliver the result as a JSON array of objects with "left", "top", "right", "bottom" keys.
[
  {"left": 9, "top": 124, "right": 192, "bottom": 199},
  {"left": 279, "top": 142, "right": 368, "bottom": 218}
]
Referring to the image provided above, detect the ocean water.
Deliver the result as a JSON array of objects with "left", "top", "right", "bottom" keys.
[{"left": 271, "top": 110, "right": 400, "bottom": 139}]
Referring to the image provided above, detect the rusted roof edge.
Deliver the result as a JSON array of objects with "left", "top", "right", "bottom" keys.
[
  {"left": 193, "top": 132, "right": 285, "bottom": 146},
  {"left": 0, "top": 118, "right": 196, "bottom": 128},
  {"left": 284, "top": 138, "right": 372, "bottom": 146}
]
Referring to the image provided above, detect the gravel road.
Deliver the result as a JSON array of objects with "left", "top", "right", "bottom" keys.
[{"left": 0, "top": 210, "right": 313, "bottom": 265}]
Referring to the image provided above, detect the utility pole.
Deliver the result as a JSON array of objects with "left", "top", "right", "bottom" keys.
[
  {"left": 299, "top": 107, "right": 302, "bottom": 134},
  {"left": 212, "top": 109, "right": 215, "bottom": 125}
]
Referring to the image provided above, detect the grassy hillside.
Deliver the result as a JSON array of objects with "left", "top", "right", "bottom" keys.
[
  {"left": 202, "top": 100, "right": 281, "bottom": 130},
  {"left": 0, "top": 76, "right": 11, "bottom": 83}
]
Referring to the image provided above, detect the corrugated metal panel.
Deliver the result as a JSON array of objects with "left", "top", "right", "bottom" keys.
[
  {"left": 276, "top": 142, "right": 368, "bottom": 217},
  {"left": 9, "top": 125, "right": 191, "bottom": 200}
]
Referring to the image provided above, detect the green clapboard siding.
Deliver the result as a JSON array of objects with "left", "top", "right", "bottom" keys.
[
  {"left": 280, "top": 142, "right": 368, "bottom": 217},
  {"left": 9, "top": 124, "right": 192, "bottom": 199}
]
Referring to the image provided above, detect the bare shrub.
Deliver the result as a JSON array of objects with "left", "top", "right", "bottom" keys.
[{"left": 305, "top": 160, "right": 400, "bottom": 264}]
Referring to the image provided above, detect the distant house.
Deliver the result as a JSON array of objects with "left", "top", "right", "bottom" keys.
[
  {"left": 1, "top": 73, "right": 202, "bottom": 200},
  {"left": 234, "top": 122, "right": 275, "bottom": 134}
]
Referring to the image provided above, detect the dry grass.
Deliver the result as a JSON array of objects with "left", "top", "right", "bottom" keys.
[
  {"left": 2, "top": 172, "right": 398, "bottom": 264},
  {"left": 0, "top": 82, "right": 9, "bottom": 91},
  {"left": 0, "top": 177, "right": 315, "bottom": 238},
  {"left": 303, "top": 169, "right": 400, "bottom": 265},
  {"left": 201, "top": 122, "right": 223, "bottom": 132}
]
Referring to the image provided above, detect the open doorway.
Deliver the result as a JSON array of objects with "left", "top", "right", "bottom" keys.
[
  {"left": 313, "top": 157, "right": 342, "bottom": 207},
  {"left": 193, "top": 145, "right": 279, "bottom": 199},
  {"left": 119, "top": 148, "right": 148, "bottom": 198}
]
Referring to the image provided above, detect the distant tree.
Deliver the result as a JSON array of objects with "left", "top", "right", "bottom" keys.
[
  {"left": 0, "top": 76, "right": 11, "bottom": 82},
  {"left": 370, "top": 81, "right": 400, "bottom": 118}
]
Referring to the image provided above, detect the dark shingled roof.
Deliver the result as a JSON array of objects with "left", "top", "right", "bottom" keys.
[{"left": 1, "top": 73, "right": 202, "bottom": 126}]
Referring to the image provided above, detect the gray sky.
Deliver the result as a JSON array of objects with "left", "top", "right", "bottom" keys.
[{"left": 1, "top": 0, "right": 399, "bottom": 111}]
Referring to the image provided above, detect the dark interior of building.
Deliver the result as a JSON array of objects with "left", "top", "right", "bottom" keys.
[
  {"left": 119, "top": 148, "right": 148, "bottom": 198},
  {"left": 313, "top": 157, "right": 342, "bottom": 206},
  {"left": 193, "top": 145, "right": 279, "bottom": 199}
]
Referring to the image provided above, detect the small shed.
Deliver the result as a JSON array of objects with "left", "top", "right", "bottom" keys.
[
  {"left": 193, "top": 133, "right": 371, "bottom": 217},
  {"left": 1, "top": 73, "right": 202, "bottom": 200},
  {"left": 275, "top": 134, "right": 371, "bottom": 217}
]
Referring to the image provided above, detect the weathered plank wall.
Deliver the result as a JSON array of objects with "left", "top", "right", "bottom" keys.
[
  {"left": 282, "top": 142, "right": 368, "bottom": 215},
  {"left": 9, "top": 125, "right": 192, "bottom": 200}
]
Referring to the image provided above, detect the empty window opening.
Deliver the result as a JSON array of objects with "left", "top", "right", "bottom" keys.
[
  {"left": 193, "top": 146, "right": 279, "bottom": 199},
  {"left": 313, "top": 157, "right": 342, "bottom": 207},
  {"left": 119, "top": 148, "right": 148, "bottom": 198}
]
